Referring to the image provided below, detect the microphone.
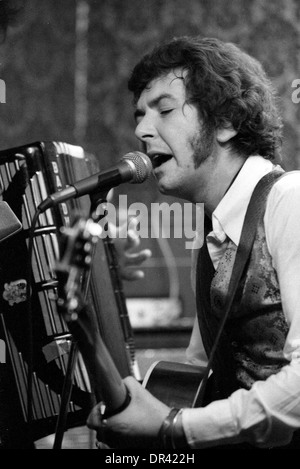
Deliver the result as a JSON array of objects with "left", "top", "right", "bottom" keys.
[
  {"left": 38, "top": 151, "right": 152, "bottom": 213},
  {"left": 0, "top": 202, "right": 22, "bottom": 242}
]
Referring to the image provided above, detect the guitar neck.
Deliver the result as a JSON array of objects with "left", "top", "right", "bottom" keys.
[
  {"left": 55, "top": 216, "right": 131, "bottom": 418},
  {"left": 68, "top": 303, "right": 130, "bottom": 416}
]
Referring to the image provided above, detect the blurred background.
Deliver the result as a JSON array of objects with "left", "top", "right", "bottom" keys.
[
  {"left": 1, "top": 0, "right": 300, "bottom": 371},
  {"left": 1, "top": 0, "right": 300, "bottom": 165},
  {"left": 0, "top": 0, "right": 300, "bottom": 447}
]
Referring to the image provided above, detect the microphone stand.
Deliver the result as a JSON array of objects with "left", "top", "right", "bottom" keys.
[{"left": 52, "top": 339, "right": 80, "bottom": 449}]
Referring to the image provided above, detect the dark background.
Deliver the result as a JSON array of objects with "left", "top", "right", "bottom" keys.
[{"left": 1, "top": 0, "right": 299, "bottom": 169}]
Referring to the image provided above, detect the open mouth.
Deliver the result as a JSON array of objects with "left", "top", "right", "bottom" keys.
[{"left": 151, "top": 154, "right": 173, "bottom": 169}]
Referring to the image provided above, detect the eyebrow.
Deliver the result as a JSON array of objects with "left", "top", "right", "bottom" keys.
[{"left": 134, "top": 93, "right": 176, "bottom": 121}]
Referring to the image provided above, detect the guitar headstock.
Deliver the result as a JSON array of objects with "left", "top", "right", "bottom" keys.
[{"left": 55, "top": 216, "right": 102, "bottom": 323}]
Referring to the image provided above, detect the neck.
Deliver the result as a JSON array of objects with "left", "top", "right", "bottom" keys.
[{"left": 199, "top": 152, "right": 246, "bottom": 218}]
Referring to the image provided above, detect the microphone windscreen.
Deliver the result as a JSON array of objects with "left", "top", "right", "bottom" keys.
[
  {"left": 0, "top": 201, "right": 22, "bottom": 242},
  {"left": 122, "top": 151, "right": 152, "bottom": 183}
]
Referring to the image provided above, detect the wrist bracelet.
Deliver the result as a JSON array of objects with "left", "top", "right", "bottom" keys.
[
  {"left": 171, "top": 408, "right": 183, "bottom": 449},
  {"left": 159, "top": 408, "right": 179, "bottom": 449},
  {"left": 159, "top": 408, "right": 188, "bottom": 449}
]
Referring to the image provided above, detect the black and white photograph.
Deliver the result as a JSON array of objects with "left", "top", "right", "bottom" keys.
[{"left": 0, "top": 0, "right": 299, "bottom": 453}]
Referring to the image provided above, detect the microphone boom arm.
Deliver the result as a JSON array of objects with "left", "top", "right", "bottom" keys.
[{"left": 38, "top": 152, "right": 152, "bottom": 213}]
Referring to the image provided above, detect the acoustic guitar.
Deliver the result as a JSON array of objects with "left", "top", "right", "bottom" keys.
[{"left": 55, "top": 215, "right": 206, "bottom": 417}]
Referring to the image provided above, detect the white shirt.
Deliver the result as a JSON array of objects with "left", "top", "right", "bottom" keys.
[{"left": 183, "top": 156, "right": 300, "bottom": 448}]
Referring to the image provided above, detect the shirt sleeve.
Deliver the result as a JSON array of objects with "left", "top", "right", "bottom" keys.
[
  {"left": 182, "top": 358, "right": 300, "bottom": 448},
  {"left": 182, "top": 172, "right": 300, "bottom": 448},
  {"left": 265, "top": 172, "right": 300, "bottom": 361},
  {"left": 185, "top": 318, "right": 208, "bottom": 367}
]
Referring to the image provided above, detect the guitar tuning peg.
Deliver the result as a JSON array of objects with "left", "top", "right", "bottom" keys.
[
  {"left": 85, "top": 219, "right": 103, "bottom": 238},
  {"left": 84, "top": 254, "right": 92, "bottom": 266},
  {"left": 83, "top": 241, "right": 93, "bottom": 253}
]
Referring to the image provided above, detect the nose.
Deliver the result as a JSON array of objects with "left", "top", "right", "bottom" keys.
[{"left": 135, "top": 115, "right": 156, "bottom": 142}]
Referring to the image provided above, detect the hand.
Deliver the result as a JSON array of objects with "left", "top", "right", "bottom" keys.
[
  {"left": 111, "top": 217, "right": 152, "bottom": 281},
  {"left": 87, "top": 376, "right": 171, "bottom": 449}
]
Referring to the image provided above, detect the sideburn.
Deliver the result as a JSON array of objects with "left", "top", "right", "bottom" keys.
[{"left": 192, "top": 120, "right": 216, "bottom": 169}]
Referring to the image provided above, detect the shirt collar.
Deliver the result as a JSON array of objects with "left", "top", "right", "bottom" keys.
[{"left": 211, "top": 155, "right": 279, "bottom": 246}]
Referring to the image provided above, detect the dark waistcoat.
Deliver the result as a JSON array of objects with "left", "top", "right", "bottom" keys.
[{"left": 210, "top": 217, "right": 289, "bottom": 390}]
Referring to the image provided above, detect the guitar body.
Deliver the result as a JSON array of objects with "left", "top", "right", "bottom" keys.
[{"left": 143, "top": 360, "right": 206, "bottom": 408}]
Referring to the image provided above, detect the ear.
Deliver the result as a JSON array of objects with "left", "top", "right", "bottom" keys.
[{"left": 216, "top": 125, "right": 237, "bottom": 144}]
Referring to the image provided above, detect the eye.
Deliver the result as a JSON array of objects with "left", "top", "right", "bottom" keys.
[{"left": 160, "top": 109, "right": 173, "bottom": 115}]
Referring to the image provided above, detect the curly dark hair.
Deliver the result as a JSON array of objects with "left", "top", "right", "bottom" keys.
[{"left": 128, "top": 36, "right": 283, "bottom": 160}]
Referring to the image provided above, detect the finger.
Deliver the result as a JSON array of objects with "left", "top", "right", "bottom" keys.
[
  {"left": 125, "top": 229, "right": 140, "bottom": 250},
  {"left": 126, "top": 217, "right": 143, "bottom": 249},
  {"left": 123, "top": 249, "right": 152, "bottom": 266},
  {"left": 127, "top": 216, "right": 139, "bottom": 233},
  {"left": 120, "top": 269, "right": 145, "bottom": 281},
  {"left": 117, "top": 216, "right": 139, "bottom": 237},
  {"left": 87, "top": 404, "right": 105, "bottom": 430}
]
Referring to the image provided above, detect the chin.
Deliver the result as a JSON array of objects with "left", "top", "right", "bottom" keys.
[
  {"left": 156, "top": 177, "right": 170, "bottom": 192},
  {"left": 158, "top": 181, "right": 191, "bottom": 201},
  {"left": 157, "top": 182, "right": 177, "bottom": 197},
  {"left": 155, "top": 173, "right": 181, "bottom": 196},
  {"left": 157, "top": 184, "right": 168, "bottom": 195}
]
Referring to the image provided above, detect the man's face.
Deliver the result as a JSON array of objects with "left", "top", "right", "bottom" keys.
[{"left": 134, "top": 70, "right": 215, "bottom": 201}]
